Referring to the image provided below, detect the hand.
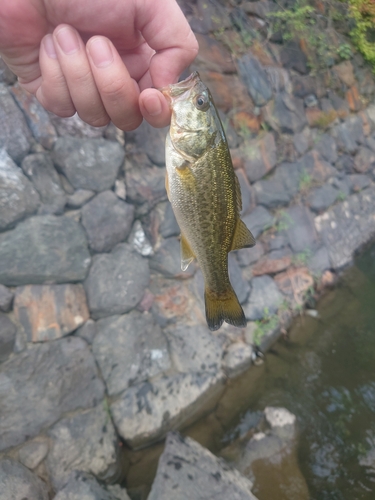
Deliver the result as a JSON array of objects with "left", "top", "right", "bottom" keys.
[{"left": 0, "top": 0, "right": 198, "bottom": 130}]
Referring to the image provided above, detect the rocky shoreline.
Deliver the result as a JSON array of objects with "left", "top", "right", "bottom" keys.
[{"left": 2, "top": 0, "right": 375, "bottom": 498}]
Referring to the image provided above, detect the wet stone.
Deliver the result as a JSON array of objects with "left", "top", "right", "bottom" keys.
[
  {"left": 84, "top": 243, "right": 150, "bottom": 319},
  {"left": 81, "top": 190, "right": 134, "bottom": 253},
  {"left": 18, "top": 439, "right": 49, "bottom": 470},
  {"left": 0, "top": 458, "right": 49, "bottom": 500},
  {"left": 244, "top": 276, "right": 283, "bottom": 321},
  {"left": 0, "top": 149, "right": 40, "bottom": 231},
  {"left": 0, "top": 215, "right": 91, "bottom": 286},
  {"left": 46, "top": 404, "right": 118, "bottom": 491},
  {"left": 222, "top": 342, "right": 253, "bottom": 379},
  {"left": 241, "top": 132, "right": 277, "bottom": 183},
  {"left": 307, "top": 184, "right": 340, "bottom": 213},
  {"left": 14, "top": 284, "right": 89, "bottom": 342},
  {"left": 284, "top": 205, "right": 318, "bottom": 253},
  {"left": 93, "top": 311, "right": 171, "bottom": 397},
  {"left": 237, "top": 54, "right": 273, "bottom": 107},
  {"left": 150, "top": 237, "right": 195, "bottom": 279},
  {"left": 52, "top": 137, "right": 125, "bottom": 192},
  {"left": 242, "top": 206, "right": 274, "bottom": 239},
  {"left": 148, "top": 432, "right": 257, "bottom": 500},
  {"left": 0, "top": 337, "right": 104, "bottom": 451},
  {"left": 66, "top": 189, "right": 95, "bottom": 208},
  {"left": 54, "top": 471, "right": 131, "bottom": 500},
  {"left": 0, "top": 284, "right": 13, "bottom": 312},
  {"left": 0, "top": 84, "right": 32, "bottom": 163},
  {"left": 314, "top": 134, "right": 338, "bottom": 164},
  {"left": 21, "top": 153, "right": 66, "bottom": 215},
  {"left": 0, "top": 313, "right": 16, "bottom": 363},
  {"left": 354, "top": 146, "right": 375, "bottom": 173},
  {"left": 111, "top": 371, "right": 225, "bottom": 449}
]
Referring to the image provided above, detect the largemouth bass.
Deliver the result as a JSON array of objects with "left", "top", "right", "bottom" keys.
[{"left": 161, "top": 72, "right": 255, "bottom": 331}]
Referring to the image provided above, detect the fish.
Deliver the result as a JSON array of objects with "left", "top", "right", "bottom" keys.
[{"left": 160, "top": 71, "right": 255, "bottom": 331}]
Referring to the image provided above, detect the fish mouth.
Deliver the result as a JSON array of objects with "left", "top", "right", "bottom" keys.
[{"left": 159, "top": 71, "right": 201, "bottom": 103}]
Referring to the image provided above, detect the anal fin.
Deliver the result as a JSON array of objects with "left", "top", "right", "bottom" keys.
[
  {"left": 181, "top": 233, "right": 195, "bottom": 271},
  {"left": 231, "top": 219, "right": 256, "bottom": 251}
]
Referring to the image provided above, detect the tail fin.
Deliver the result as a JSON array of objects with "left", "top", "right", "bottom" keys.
[{"left": 204, "top": 286, "right": 247, "bottom": 331}]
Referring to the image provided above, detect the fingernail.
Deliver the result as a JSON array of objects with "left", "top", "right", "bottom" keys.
[
  {"left": 88, "top": 38, "right": 114, "bottom": 68},
  {"left": 143, "top": 95, "right": 162, "bottom": 117},
  {"left": 55, "top": 27, "right": 80, "bottom": 55},
  {"left": 43, "top": 35, "right": 57, "bottom": 59}
]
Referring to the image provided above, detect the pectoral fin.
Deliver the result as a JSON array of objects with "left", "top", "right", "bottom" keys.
[
  {"left": 231, "top": 219, "right": 256, "bottom": 251},
  {"left": 181, "top": 233, "right": 195, "bottom": 271}
]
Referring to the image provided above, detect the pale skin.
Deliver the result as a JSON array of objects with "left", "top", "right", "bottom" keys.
[{"left": 0, "top": 0, "right": 199, "bottom": 130}]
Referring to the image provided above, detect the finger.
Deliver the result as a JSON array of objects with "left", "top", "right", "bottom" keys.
[
  {"left": 53, "top": 25, "right": 110, "bottom": 127},
  {"left": 86, "top": 36, "right": 142, "bottom": 131},
  {"left": 35, "top": 34, "right": 76, "bottom": 117},
  {"left": 139, "top": 88, "right": 170, "bottom": 128}
]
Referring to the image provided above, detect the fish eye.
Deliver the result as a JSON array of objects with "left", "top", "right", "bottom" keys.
[{"left": 195, "top": 93, "right": 210, "bottom": 111}]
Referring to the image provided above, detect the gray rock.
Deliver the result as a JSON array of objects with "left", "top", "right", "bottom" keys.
[
  {"left": 150, "top": 237, "right": 195, "bottom": 279},
  {"left": 111, "top": 371, "right": 225, "bottom": 449},
  {"left": 244, "top": 276, "right": 283, "bottom": 321},
  {"left": 46, "top": 404, "right": 118, "bottom": 490},
  {"left": 315, "top": 134, "right": 338, "bottom": 164},
  {"left": 254, "top": 161, "right": 303, "bottom": 208},
  {"left": 315, "top": 187, "right": 375, "bottom": 269},
  {"left": 308, "top": 245, "right": 331, "bottom": 275},
  {"left": 54, "top": 471, "right": 131, "bottom": 500},
  {"left": 10, "top": 83, "right": 57, "bottom": 150},
  {"left": 50, "top": 113, "right": 106, "bottom": 138},
  {"left": 237, "top": 54, "right": 273, "bottom": 107},
  {"left": 307, "top": 184, "right": 339, "bottom": 213},
  {"left": 267, "top": 234, "right": 288, "bottom": 251},
  {"left": 304, "top": 94, "right": 318, "bottom": 108},
  {"left": 0, "top": 337, "right": 104, "bottom": 451},
  {"left": 52, "top": 137, "right": 124, "bottom": 191},
  {"left": 0, "top": 284, "right": 13, "bottom": 312},
  {"left": 298, "top": 150, "right": 338, "bottom": 183},
  {"left": 126, "top": 121, "right": 167, "bottom": 166},
  {"left": 66, "top": 189, "right": 95, "bottom": 208},
  {"left": 166, "top": 323, "right": 223, "bottom": 373},
  {"left": 242, "top": 206, "right": 274, "bottom": 239},
  {"left": 0, "top": 458, "right": 48, "bottom": 500},
  {"left": 236, "top": 168, "right": 256, "bottom": 216},
  {"left": 235, "top": 242, "right": 264, "bottom": 267},
  {"left": 0, "top": 215, "right": 91, "bottom": 286},
  {"left": 265, "top": 92, "right": 307, "bottom": 134},
  {"left": 280, "top": 41, "right": 308, "bottom": 74},
  {"left": 84, "top": 243, "right": 149, "bottom": 319},
  {"left": 241, "top": 132, "right": 277, "bottom": 183},
  {"left": 14, "top": 284, "right": 89, "bottom": 342},
  {"left": 229, "top": 254, "right": 251, "bottom": 304},
  {"left": 293, "top": 128, "right": 311, "bottom": 156},
  {"left": 75, "top": 319, "right": 97, "bottom": 344},
  {"left": 284, "top": 205, "right": 318, "bottom": 253},
  {"left": 148, "top": 432, "right": 257, "bottom": 500},
  {"left": 93, "top": 311, "right": 171, "bottom": 397},
  {"left": 348, "top": 174, "right": 371, "bottom": 192},
  {"left": 331, "top": 116, "right": 364, "bottom": 154},
  {"left": 0, "top": 313, "right": 16, "bottom": 363},
  {"left": 222, "top": 342, "right": 253, "bottom": 378},
  {"left": 0, "top": 149, "right": 40, "bottom": 230},
  {"left": 128, "top": 220, "right": 154, "bottom": 257},
  {"left": 18, "top": 439, "right": 49, "bottom": 470},
  {"left": 81, "top": 190, "right": 134, "bottom": 253},
  {"left": 21, "top": 153, "right": 66, "bottom": 214},
  {"left": 160, "top": 202, "right": 180, "bottom": 238},
  {"left": 354, "top": 146, "right": 375, "bottom": 173},
  {"left": 335, "top": 154, "right": 355, "bottom": 173},
  {"left": 0, "top": 84, "right": 32, "bottom": 162}
]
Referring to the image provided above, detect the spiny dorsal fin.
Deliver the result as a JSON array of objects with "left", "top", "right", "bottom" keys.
[
  {"left": 231, "top": 219, "right": 256, "bottom": 251},
  {"left": 180, "top": 233, "right": 195, "bottom": 271}
]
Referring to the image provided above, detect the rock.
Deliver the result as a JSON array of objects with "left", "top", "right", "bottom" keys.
[
  {"left": 52, "top": 137, "right": 124, "bottom": 191},
  {"left": 21, "top": 153, "right": 66, "bottom": 215},
  {"left": 193, "top": 33, "right": 236, "bottom": 74},
  {"left": 148, "top": 432, "right": 257, "bottom": 500},
  {"left": 160, "top": 202, "right": 180, "bottom": 238},
  {"left": 242, "top": 206, "right": 274, "bottom": 239},
  {"left": 244, "top": 276, "right": 283, "bottom": 321},
  {"left": 284, "top": 205, "right": 318, "bottom": 253},
  {"left": 237, "top": 54, "right": 273, "bottom": 107},
  {"left": 335, "top": 154, "right": 355, "bottom": 173},
  {"left": 14, "top": 284, "right": 89, "bottom": 342},
  {"left": 190, "top": 0, "right": 231, "bottom": 34},
  {"left": 346, "top": 85, "right": 362, "bottom": 112},
  {"left": 315, "top": 187, "right": 375, "bottom": 269},
  {"left": 243, "top": 0, "right": 275, "bottom": 19},
  {"left": 75, "top": 319, "right": 97, "bottom": 344},
  {"left": 229, "top": 254, "right": 251, "bottom": 304},
  {"left": 275, "top": 267, "right": 314, "bottom": 305},
  {"left": 84, "top": 243, "right": 149, "bottom": 319},
  {"left": 298, "top": 150, "right": 338, "bottom": 183},
  {"left": 0, "top": 313, "right": 16, "bottom": 363},
  {"left": 10, "top": 83, "right": 57, "bottom": 149},
  {"left": 128, "top": 220, "right": 154, "bottom": 257},
  {"left": 348, "top": 174, "right": 371, "bottom": 192},
  {"left": 0, "top": 215, "right": 91, "bottom": 286},
  {"left": 93, "top": 311, "right": 171, "bottom": 397},
  {"left": 314, "top": 134, "right": 338, "bottom": 164},
  {"left": 0, "top": 57, "right": 16, "bottom": 84},
  {"left": 328, "top": 91, "right": 350, "bottom": 117},
  {"left": 18, "top": 439, "right": 49, "bottom": 470},
  {"left": 293, "top": 128, "right": 312, "bottom": 156},
  {"left": 236, "top": 169, "right": 256, "bottom": 216},
  {"left": 46, "top": 404, "right": 118, "bottom": 490},
  {"left": 354, "top": 146, "right": 375, "bottom": 173},
  {"left": 331, "top": 116, "right": 364, "bottom": 154},
  {"left": 150, "top": 237, "right": 195, "bottom": 279},
  {"left": 111, "top": 371, "right": 225, "bottom": 449},
  {"left": 81, "top": 190, "right": 134, "bottom": 253},
  {"left": 114, "top": 178, "right": 126, "bottom": 200},
  {"left": 222, "top": 342, "right": 253, "bottom": 378},
  {"left": 307, "top": 184, "right": 339, "bottom": 213},
  {"left": 166, "top": 323, "right": 223, "bottom": 373},
  {"left": 0, "top": 337, "right": 104, "bottom": 451},
  {"left": 280, "top": 41, "right": 308, "bottom": 74},
  {"left": 0, "top": 149, "right": 40, "bottom": 230},
  {"left": 332, "top": 61, "right": 355, "bottom": 87},
  {"left": 252, "top": 250, "right": 292, "bottom": 276},
  {"left": 126, "top": 121, "right": 167, "bottom": 166},
  {"left": 264, "top": 66, "right": 292, "bottom": 94},
  {"left": 265, "top": 92, "right": 307, "bottom": 134},
  {"left": 0, "top": 84, "right": 32, "bottom": 162},
  {"left": 50, "top": 113, "right": 106, "bottom": 138},
  {"left": 66, "top": 189, "right": 95, "bottom": 208},
  {"left": 235, "top": 242, "right": 264, "bottom": 267},
  {"left": 267, "top": 233, "right": 288, "bottom": 251},
  {"left": 53, "top": 471, "right": 131, "bottom": 500},
  {"left": 0, "top": 284, "right": 13, "bottom": 312},
  {"left": 308, "top": 245, "right": 331, "bottom": 275},
  {"left": 0, "top": 458, "right": 48, "bottom": 500},
  {"left": 197, "top": 71, "right": 249, "bottom": 113},
  {"left": 292, "top": 74, "right": 319, "bottom": 98},
  {"left": 241, "top": 132, "right": 277, "bottom": 183}
]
